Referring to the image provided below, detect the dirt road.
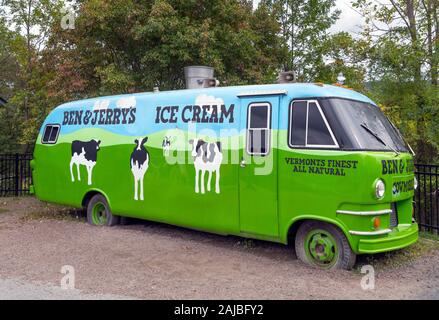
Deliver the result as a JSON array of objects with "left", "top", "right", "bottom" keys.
[{"left": 0, "top": 197, "right": 438, "bottom": 300}]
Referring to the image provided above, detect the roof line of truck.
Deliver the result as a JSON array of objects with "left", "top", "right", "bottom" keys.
[{"left": 54, "top": 83, "right": 376, "bottom": 110}]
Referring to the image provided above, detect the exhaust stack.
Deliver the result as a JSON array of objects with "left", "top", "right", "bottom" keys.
[
  {"left": 184, "top": 66, "right": 219, "bottom": 89},
  {"left": 277, "top": 71, "right": 296, "bottom": 84}
]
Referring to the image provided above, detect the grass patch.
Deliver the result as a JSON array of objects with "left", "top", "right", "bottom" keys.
[
  {"left": 418, "top": 231, "right": 439, "bottom": 242},
  {"left": 354, "top": 233, "right": 439, "bottom": 273},
  {"left": 0, "top": 208, "right": 8, "bottom": 214},
  {"left": 20, "top": 208, "right": 85, "bottom": 223}
]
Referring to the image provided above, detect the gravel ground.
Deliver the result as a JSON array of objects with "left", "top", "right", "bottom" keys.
[
  {"left": 0, "top": 197, "right": 438, "bottom": 300},
  {"left": 0, "top": 278, "right": 135, "bottom": 300}
]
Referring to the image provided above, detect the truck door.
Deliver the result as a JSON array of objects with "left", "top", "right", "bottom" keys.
[{"left": 238, "top": 95, "right": 281, "bottom": 238}]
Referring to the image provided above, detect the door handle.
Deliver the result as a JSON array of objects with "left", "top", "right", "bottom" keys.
[{"left": 240, "top": 159, "right": 247, "bottom": 168}]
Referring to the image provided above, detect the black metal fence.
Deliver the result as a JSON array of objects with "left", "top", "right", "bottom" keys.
[
  {"left": 0, "top": 154, "right": 33, "bottom": 197},
  {"left": 415, "top": 164, "right": 439, "bottom": 234}
]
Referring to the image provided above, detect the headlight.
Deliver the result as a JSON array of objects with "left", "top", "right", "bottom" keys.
[
  {"left": 375, "top": 179, "right": 385, "bottom": 199},
  {"left": 414, "top": 177, "right": 418, "bottom": 190}
]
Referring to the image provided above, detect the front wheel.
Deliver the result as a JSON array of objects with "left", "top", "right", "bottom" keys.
[
  {"left": 295, "top": 221, "right": 356, "bottom": 270},
  {"left": 87, "top": 194, "right": 119, "bottom": 226}
]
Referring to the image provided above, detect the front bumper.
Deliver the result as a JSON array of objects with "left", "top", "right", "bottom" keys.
[{"left": 357, "top": 223, "right": 419, "bottom": 254}]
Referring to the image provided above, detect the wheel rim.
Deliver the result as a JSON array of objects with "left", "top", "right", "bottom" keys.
[
  {"left": 304, "top": 229, "right": 338, "bottom": 268},
  {"left": 91, "top": 202, "right": 107, "bottom": 226}
]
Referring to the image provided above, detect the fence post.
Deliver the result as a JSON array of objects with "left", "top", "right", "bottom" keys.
[{"left": 15, "top": 153, "right": 19, "bottom": 197}]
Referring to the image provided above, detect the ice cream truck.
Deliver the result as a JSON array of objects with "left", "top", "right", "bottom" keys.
[{"left": 31, "top": 67, "right": 419, "bottom": 269}]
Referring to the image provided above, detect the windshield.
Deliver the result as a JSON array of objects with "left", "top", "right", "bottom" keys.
[{"left": 324, "top": 98, "right": 409, "bottom": 152}]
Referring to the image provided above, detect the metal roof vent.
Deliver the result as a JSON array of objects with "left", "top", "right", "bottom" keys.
[
  {"left": 184, "top": 66, "right": 219, "bottom": 89},
  {"left": 276, "top": 71, "right": 296, "bottom": 84}
]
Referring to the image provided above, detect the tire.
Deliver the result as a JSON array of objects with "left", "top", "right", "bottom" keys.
[
  {"left": 295, "top": 221, "right": 356, "bottom": 270},
  {"left": 86, "top": 194, "right": 119, "bottom": 227}
]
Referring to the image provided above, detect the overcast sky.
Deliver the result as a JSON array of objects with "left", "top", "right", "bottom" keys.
[
  {"left": 329, "top": 0, "right": 364, "bottom": 34},
  {"left": 253, "top": 0, "right": 365, "bottom": 35}
]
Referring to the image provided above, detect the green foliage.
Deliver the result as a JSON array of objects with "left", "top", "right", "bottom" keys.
[
  {"left": 262, "top": 0, "right": 340, "bottom": 81},
  {"left": 0, "top": 0, "right": 66, "bottom": 151},
  {"left": 47, "top": 0, "right": 284, "bottom": 96},
  {"left": 316, "top": 32, "right": 369, "bottom": 91},
  {"left": 0, "top": 0, "right": 436, "bottom": 163},
  {"left": 352, "top": 0, "right": 439, "bottom": 163}
]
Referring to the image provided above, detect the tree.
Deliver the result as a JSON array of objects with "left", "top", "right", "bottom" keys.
[
  {"left": 0, "top": 0, "right": 285, "bottom": 151},
  {"left": 353, "top": 0, "right": 439, "bottom": 162},
  {"left": 1, "top": 0, "right": 65, "bottom": 151},
  {"left": 0, "top": 12, "right": 22, "bottom": 100},
  {"left": 262, "top": 0, "right": 340, "bottom": 81},
  {"left": 46, "top": 0, "right": 284, "bottom": 98},
  {"left": 316, "top": 32, "right": 370, "bottom": 91}
]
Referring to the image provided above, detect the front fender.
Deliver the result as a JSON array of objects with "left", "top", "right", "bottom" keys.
[{"left": 283, "top": 215, "right": 355, "bottom": 249}]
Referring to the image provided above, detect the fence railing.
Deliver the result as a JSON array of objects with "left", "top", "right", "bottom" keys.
[
  {"left": 0, "top": 154, "right": 33, "bottom": 197},
  {"left": 415, "top": 164, "right": 439, "bottom": 234}
]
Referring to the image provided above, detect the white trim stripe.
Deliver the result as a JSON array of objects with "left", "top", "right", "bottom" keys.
[
  {"left": 349, "top": 229, "right": 392, "bottom": 236},
  {"left": 336, "top": 209, "right": 392, "bottom": 216}
]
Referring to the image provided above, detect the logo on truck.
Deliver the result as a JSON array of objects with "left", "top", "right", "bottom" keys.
[
  {"left": 62, "top": 97, "right": 137, "bottom": 127},
  {"left": 155, "top": 104, "right": 235, "bottom": 124}
]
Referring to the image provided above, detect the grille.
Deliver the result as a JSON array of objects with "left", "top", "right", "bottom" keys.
[{"left": 390, "top": 203, "right": 399, "bottom": 228}]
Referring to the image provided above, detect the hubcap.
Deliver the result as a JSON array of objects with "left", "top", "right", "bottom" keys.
[
  {"left": 305, "top": 229, "right": 338, "bottom": 268},
  {"left": 92, "top": 202, "right": 107, "bottom": 225}
]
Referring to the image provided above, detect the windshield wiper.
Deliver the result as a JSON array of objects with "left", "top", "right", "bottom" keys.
[
  {"left": 389, "top": 120, "right": 416, "bottom": 157},
  {"left": 360, "top": 123, "right": 400, "bottom": 156}
]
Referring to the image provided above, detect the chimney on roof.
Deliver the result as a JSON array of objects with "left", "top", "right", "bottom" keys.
[
  {"left": 276, "top": 71, "right": 296, "bottom": 84},
  {"left": 184, "top": 66, "right": 219, "bottom": 89}
]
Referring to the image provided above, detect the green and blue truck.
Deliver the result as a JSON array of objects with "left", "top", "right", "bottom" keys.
[{"left": 32, "top": 68, "right": 419, "bottom": 269}]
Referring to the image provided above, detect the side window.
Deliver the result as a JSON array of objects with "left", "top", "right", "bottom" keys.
[
  {"left": 41, "top": 124, "right": 60, "bottom": 144},
  {"left": 289, "top": 100, "right": 338, "bottom": 148},
  {"left": 247, "top": 103, "right": 271, "bottom": 156},
  {"left": 290, "top": 101, "right": 307, "bottom": 146}
]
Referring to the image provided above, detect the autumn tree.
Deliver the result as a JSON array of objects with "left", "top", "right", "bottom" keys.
[{"left": 46, "top": 0, "right": 284, "bottom": 98}]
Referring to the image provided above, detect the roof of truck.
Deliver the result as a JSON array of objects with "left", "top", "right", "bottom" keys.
[{"left": 55, "top": 82, "right": 376, "bottom": 110}]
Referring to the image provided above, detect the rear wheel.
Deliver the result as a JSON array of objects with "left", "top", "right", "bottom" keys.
[
  {"left": 86, "top": 194, "right": 119, "bottom": 226},
  {"left": 295, "top": 221, "right": 356, "bottom": 270}
]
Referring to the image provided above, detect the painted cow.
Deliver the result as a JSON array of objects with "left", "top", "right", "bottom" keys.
[
  {"left": 70, "top": 139, "right": 101, "bottom": 185},
  {"left": 130, "top": 137, "right": 149, "bottom": 201},
  {"left": 189, "top": 139, "right": 223, "bottom": 194}
]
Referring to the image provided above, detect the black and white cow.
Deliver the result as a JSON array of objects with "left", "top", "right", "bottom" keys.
[
  {"left": 70, "top": 139, "right": 101, "bottom": 185},
  {"left": 162, "top": 136, "right": 171, "bottom": 157},
  {"left": 189, "top": 139, "right": 223, "bottom": 194},
  {"left": 130, "top": 137, "right": 150, "bottom": 201}
]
